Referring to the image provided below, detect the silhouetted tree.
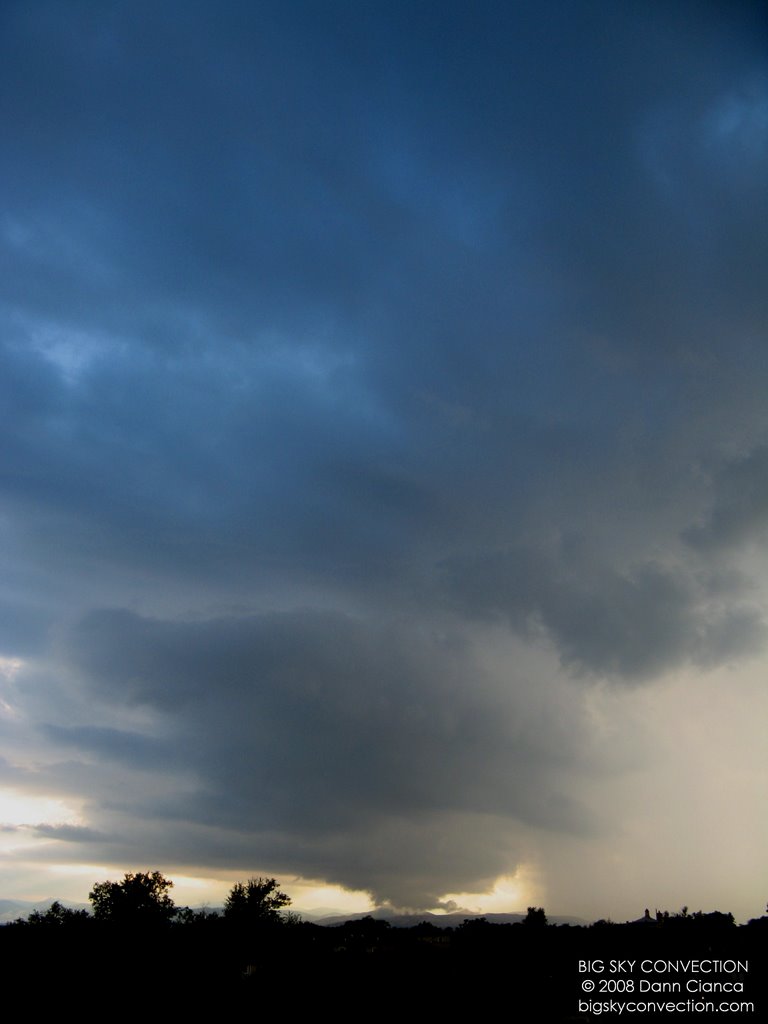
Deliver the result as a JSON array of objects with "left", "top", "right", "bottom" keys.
[
  {"left": 89, "top": 871, "right": 176, "bottom": 925},
  {"left": 523, "top": 906, "right": 548, "bottom": 927},
  {"left": 224, "top": 877, "right": 290, "bottom": 925},
  {"left": 459, "top": 916, "right": 490, "bottom": 929},
  {"left": 26, "top": 900, "right": 90, "bottom": 927}
]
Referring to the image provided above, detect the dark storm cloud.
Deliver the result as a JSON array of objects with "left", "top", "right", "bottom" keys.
[
  {"left": 46, "top": 607, "right": 597, "bottom": 904},
  {"left": 67, "top": 609, "right": 593, "bottom": 827},
  {"left": 442, "top": 543, "right": 766, "bottom": 679},
  {"left": 686, "top": 446, "right": 768, "bottom": 551},
  {"left": 29, "top": 824, "right": 107, "bottom": 843},
  {"left": 43, "top": 725, "right": 176, "bottom": 770},
  {"left": 1, "top": 1, "right": 767, "bottom": 904}
]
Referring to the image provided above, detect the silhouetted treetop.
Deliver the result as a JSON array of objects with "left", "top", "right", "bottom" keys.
[
  {"left": 224, "top": 876, "right": 290, "bottom": 925},
  {"left": 25, "top": 901, "right": 90, "bottom": 927},
  {"left": 89, "top": 871, "right": 176, "bottom": 925},
  {"left": 524, "top": 906, "right": 548, "bottom": 927}
]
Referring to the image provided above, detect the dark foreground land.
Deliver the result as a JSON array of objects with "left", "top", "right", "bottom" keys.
[{"left": 3, "top": 908, "right": 766, "bottom": 1019}]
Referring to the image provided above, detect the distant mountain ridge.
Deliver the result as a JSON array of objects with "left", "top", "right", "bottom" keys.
[{"left": 310, "top": 909, "right": 587, "bottom": 928}]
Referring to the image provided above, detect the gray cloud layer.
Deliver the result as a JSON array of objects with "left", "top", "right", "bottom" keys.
[
  {"left": 50, "top": 608, "right": 594, "bottom": 905},
  {"left": 1, "top": 1, "right": 766, "bottom": 906}
]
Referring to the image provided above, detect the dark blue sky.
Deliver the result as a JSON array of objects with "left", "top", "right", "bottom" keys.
[{"left": 0, "top": 1, "right": 766, "bottom": 916}]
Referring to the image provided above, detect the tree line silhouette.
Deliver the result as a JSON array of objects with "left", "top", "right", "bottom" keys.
[{"left": 3, "top": 871, "right": 767, "bottom": 1016}]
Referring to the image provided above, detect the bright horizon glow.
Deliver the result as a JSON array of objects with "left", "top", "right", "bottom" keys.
[
  {"left": 285, "top": 881, "right": 375, "bottom": 916},
  {"left": 439, "top": 866, "right": 540, "bottom": 916}
]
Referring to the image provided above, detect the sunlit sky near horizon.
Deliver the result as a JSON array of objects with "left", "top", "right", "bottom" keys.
[{"left": 1, "top": 0, "right": 767, "bottom": 924}]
